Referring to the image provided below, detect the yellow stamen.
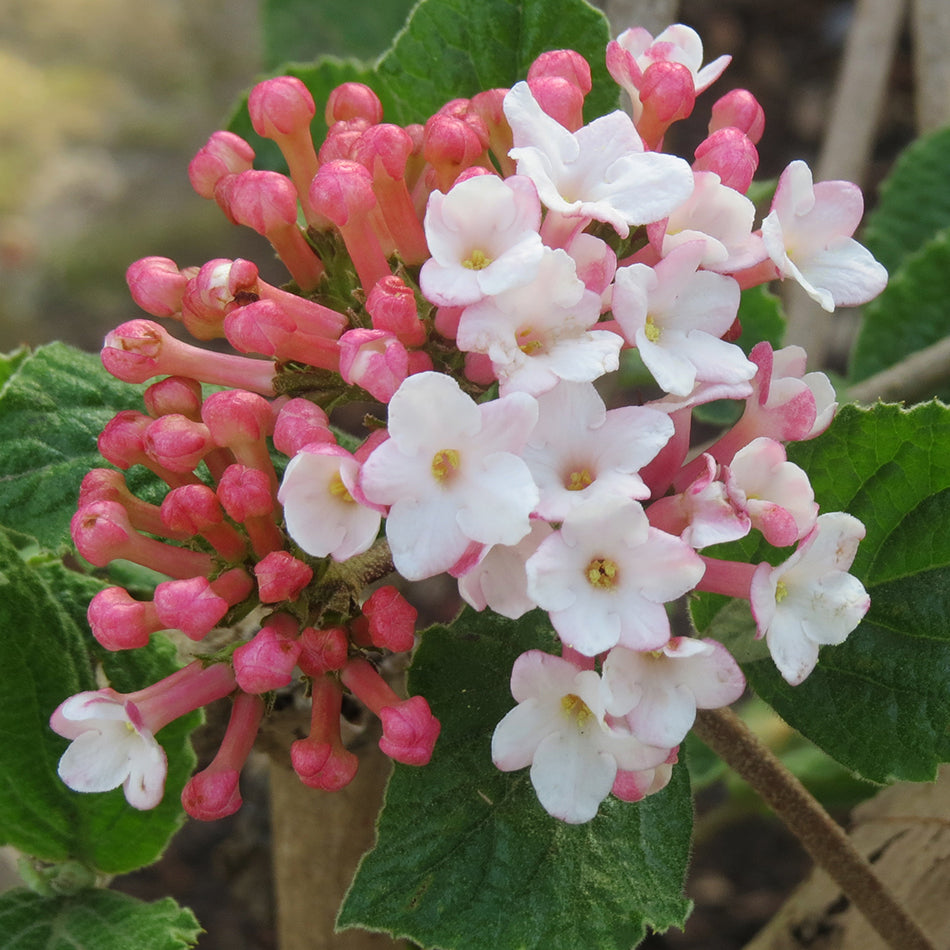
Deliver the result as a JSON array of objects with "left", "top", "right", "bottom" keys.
[
  {"left": 463, "top": 249, "right": 492, "bottom": 270},
  {"left": 561, "top": 692, "right": 593, "bottom": 726},
  {"left": 329, "top": 472, "right": 354, "bottom": 503},
  {"left": 586, "top": 557, "right": 619, "bottom": 590},
  {"left": 775, "top": 580, "right": 789, "bottom": 603},
  {"left": 566, "top": 468, "right": 593, "bottom": 491},
  {"left": 644, "top": 315, "right": 661, "bottom": 344},
  {"left": 431, "top": 448, "right": 461, "bottom": 482}
]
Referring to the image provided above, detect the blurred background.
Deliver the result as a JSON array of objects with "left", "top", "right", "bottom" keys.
[{"left": 0, "top": 0, "right": 915, "bottom": 356}]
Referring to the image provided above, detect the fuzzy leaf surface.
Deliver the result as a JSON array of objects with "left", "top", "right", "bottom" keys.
[
  {"left": 339, "top": 608, "right": 692, "bottom": 950},
  {"left": 694, "top": 402, "right": 950, "bottom": 783},
  {"left": 0, "top": 343, "right": 159, "bottom": 549},
  {"left": 0, "top": 529, "right": 198, "bottom": 874},
  {"left": 0, "top": 889, "right": 200, "bottom": 950}
]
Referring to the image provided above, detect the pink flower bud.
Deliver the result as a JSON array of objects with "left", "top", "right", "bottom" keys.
[
  {"left": 359, "top": 585, "right": 417, "bottom": 652},
  {"left": 325, "top": 82, "right": 383, "bottom": 125},
  {"left": 637, "top": 60, "right": 696, "bottom": 149},
  {"left": 693, "top": 128, "right": 759, "bottom": 194},
  {"left": 434, "top": 305, "right": 463, "bottom": 340},
  {"left": 72, "top": 500, "right": 214, "bottom": 578},
  {"left": 160, "top": 484, "right": 248, "bottom": 561},
  {"left": 233, "top": 614, "right": 302, "bottom": 693},
  {"left": 254, "top": 550, "right": 313, "bottom": 603},
  {"left": 126, "top": 257, "right": 189, "bottom": 317},
  {"left": 272, "top": 398, "right": 332, "bottom": 456},
  {"left": 249, "top": 76, "right": 315, "bottom": 138},
  {"left": 366, "top": 276, "right": 426, "bottom": 345},
  {"left": 224, "top": 299, "right": 342, "bottom": 371},
  {"left": 143, "top": 376, "right": 203, "bottom": 420},
  {"left": 463, "top": 351, "right": 496, "bottom": 386},
  {"left": 297, "top": 626, "right": 349, "bottom": 677},
  {"left": 709, "top": 89, "right": 765, "bottom": 144},
  {"left": 470, "top": 88, "right": 515, "bottom": 176},
  {"left": 527, "top": 76, "right": 585, "bottom": 131},
  {"left": 87, "top": 586, "right": 163, "bottom": 651},
  {"left": 101, "top": 319, "right": 277, "bottom": 395},
  {"left": 215, "top": 170, "right": 324, "bottom": 291},
  {"left": 153, "top": 575, "right": 230, "bottom": 641},
  {"left": 339, "top": 329, "right": 411, "bottom": 403},
  {"left": 144, "top": 414, "right": 215, "bottom": 474},
  {"left": 180, "top": 258, "right": 261, "bottom": 341},
  {"left": 217, "top": 464, "right": 275, "bottom": 521},
  {"left": 79, "top": 469, "right": 177, "bottom": 539},
  {"left": 378, "top": 696, "right": 441, "bottom": 766},
  {"left": 340, "top": 658, "right": 441, "bottom": 765},
  {"left": 188, "top": 131, "right": 255, "bottom": 199},
  {"left": 423, "top": 114, "right": 486, "bottom": 192},
  {"left": 97, "top": 410, "right": 195, "bottom": 486},
  {"left": 318, "top": 118, "right": 368, "bottom": 164},
  {"left": 527, "top": 49, "right": 592, "bottom": 94},
  {"left": 292, "top": 675, "right": 358, "bottom": 790},
  {"left": 182, "top": 692, "right": 264, "bottom": 820},
  {"left": 309, "top": 160, "right": 392, "bottom": 293}
]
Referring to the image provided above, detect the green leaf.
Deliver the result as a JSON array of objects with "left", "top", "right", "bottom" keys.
[
  {"left": 0, "top": 889, "right": 200, "bottom": 950},
  {"left": 376, "top": 0, "right": 616, "bottom": 127},
  {"left": 848, "top": 228, "right": 950, "bottom": 393},
  {"left": 339, "top": 608, "right": 692, "bottom": 950},
  {"left": 0, "top": 346, "right": 30, "bottom": 389},
  {"left": 261, "top": 0, "right": 415, "bottom": 69},
  {"left": 693, "top": 402, "right": 950, "bottom": 783},
  {"left": 862, "top": 125, "right": 950, "bottom": 276},
  {"left": 0, "top": 529, "right": 198, "bottom": 875},
  {"left": 231, "top": 0, "right": 616, "bottom": 173},
  {"left": 0, "top": 343, "right": 160, "bottom": 550}
]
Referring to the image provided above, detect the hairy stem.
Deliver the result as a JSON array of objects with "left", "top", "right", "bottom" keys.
[{"left": 692, "top": 706, "right": 936, "bottom": 950}]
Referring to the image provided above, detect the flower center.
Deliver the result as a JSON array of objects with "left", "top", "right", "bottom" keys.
[
  {"left": 644, "top": 315, "right": 661, "bottom": 344},
  {"left": 585, "top": 557, "right": 619, "bottom": 590},
  {"left": 463, "top": 249, "right": 492, "bottom": 271},
  {"left": 561, "top": 692, "right": 593, "bottom": 726},
  {"left": 566, "top": 468, "right": 593, "bottom": 491},
  {"left": 775, "top": 580, "right": 789, "bottom": 603},
  {"left": 431, "top": 448, "right": 461, "bottom": 483},
  {"left": 329, "top": 472, "right": 354, "bottom": 503},
  {"left": 517, "top": 327, "right": 544, "bottom": 355}
]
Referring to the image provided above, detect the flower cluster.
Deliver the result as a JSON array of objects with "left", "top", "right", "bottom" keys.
[{"left": 53, "top": 23, "right": 882, "bottom": 825}]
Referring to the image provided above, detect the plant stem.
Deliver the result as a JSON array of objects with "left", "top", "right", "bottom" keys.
[{"left": 692, "top": 706, "right": 937, "bottom": 950}]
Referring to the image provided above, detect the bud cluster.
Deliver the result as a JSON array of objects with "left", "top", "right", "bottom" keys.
[{"left": 52, "top": 24, "right": 884, "bottom": 824}]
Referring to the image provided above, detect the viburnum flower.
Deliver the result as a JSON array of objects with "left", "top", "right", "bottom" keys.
[
  {"left": 602, "top": 638, "right": 745, "bottom": 747},
  {"left": 455, "top": 247, "right": 621, "bottom": 395},
  {"left": 279, "top": 442, "right": 382, "bottom": 561},
  {"left": 419, "top": 173, "right": 545, "bottom": 306},
  {"left": 359, "top": 371, "right": 539, "bottom": 580},
  {"left": 761, "top": 160, "right": 888, "bottom": 311},
  {"left": 750, "top": 512, "right": 870, "bottom": 685},
  {"left": 522, "top": 381, "right": 673, "bottom": 520},
  {"left": 611, "top": 241, "right": 754, "bottom": 396},
  {"left": 492, "top": 650, "right": 670, "bottom": 823},
  {"left": 526, "top": 496, "right": 705, "bottom": 656},
  {"left": 504, "top": 81, "right": 695, "bottom": 239}
]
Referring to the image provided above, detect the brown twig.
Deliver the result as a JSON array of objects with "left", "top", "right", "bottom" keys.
[{"left": 692, "top": 706, "right": 937, "bottom": 950}]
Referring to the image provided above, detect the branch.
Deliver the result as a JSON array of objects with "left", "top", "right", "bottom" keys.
[
  {"left": 692, "top": 707, "right": 937, "bottom": 950},
  {"left": 846, "top": 334, "right": 950, "bottom": 404}
]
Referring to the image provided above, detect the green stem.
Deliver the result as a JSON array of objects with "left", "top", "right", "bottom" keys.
[{"left": 692, "top": 707, "right": 936, "bottom": 950}]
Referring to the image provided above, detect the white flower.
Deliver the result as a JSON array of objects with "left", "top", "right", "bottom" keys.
[
  {"left": 279, "top": 442, "right": 382, "bottom": 562},
  {"left": 359, "top": 372, "right": 539, "bottom": 581},
  {"left": 526, "top": 497, "right": 705, "bottom": 656},
  {"left": 761, "top": 160, "right": 888, "bottom": 311},
  {"left": 503, "top": 82, "right": 694, "bottom": 237},
  {"left": 51, "top": 689, "right": 167, "bottom": 810},
  {"left": 492, "top": 650, "right": 669, "bottom": 823},
  {"left": 420, "top": 174, "right": 545, "bottom": 306},
  {"left": 750, "top": 512, "right": 870, "bottom": 685},
  {"left": 456, "top": 248, "right": 622, "bottom": 396},
  {"left": 611, "top": 241, "right": 754, "bottom": 397},
  {"left": 523, "top": 381, "right": 673, "bottom": 521},
  {"left": 603, "top": 638, "right": 745, "bottom": 747}
]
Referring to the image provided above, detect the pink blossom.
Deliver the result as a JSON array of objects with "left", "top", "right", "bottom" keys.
[
  {"left": 761, "top": 160, "right": 887, "bottom": 311},
  {"left": 750, "top": 512, "right": 870, "bottom": 685}
]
